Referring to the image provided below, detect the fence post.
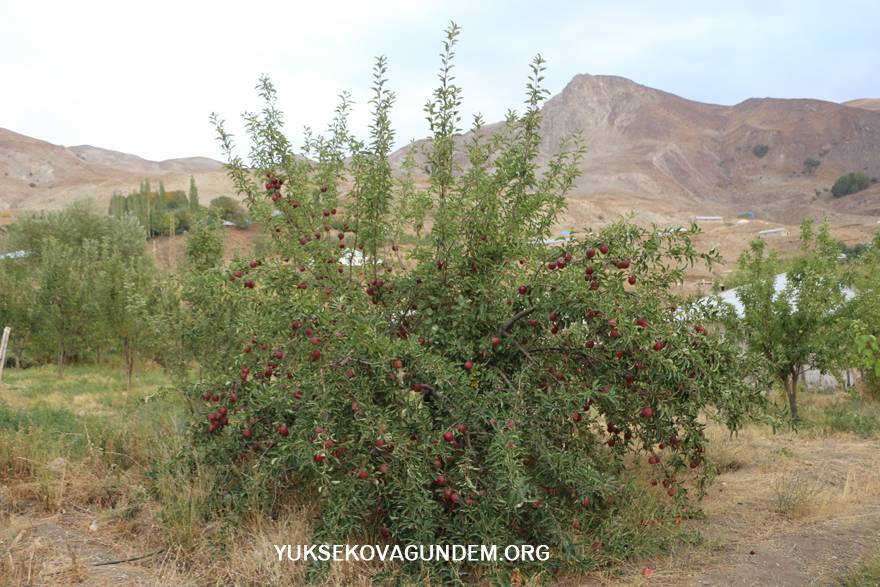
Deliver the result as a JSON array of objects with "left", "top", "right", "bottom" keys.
[{"left": 0, "top": 326, "right": 10, "bottom": 383}]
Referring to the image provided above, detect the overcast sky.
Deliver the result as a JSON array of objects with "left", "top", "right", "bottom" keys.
[{"left": 2, "top": 0, "right": 878, "bottom": 161}]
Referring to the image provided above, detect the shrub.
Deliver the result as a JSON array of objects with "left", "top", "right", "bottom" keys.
[
  {"left": 831, "top": 172, "right": 874, "bottom": 198},
  {"left": 752, "top": 144, "right": 769, "bottom": 158},
  {"left": 187, "top": 24, "right": 767, "bottom": 580},
  {"left": 209, "top": 195, "right": 248, "bottom": 227},
  {"left": 803, "top": 396, "right": 880, "bottom": 438},
  {"left": 803, "top": 157, "right": 821, "bottom": 174},
  {"left": 771, "top": 468, "right": 821, "bottom": 519}
]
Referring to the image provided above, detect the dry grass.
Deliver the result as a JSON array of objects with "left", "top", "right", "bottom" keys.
[
  {"left": 0, "top": 365, "right": 392, "bottom": 586},
  {"left": 770, "top": 467, "right": 824, "bottom": 519},
  {"left": 3, "top": 369, "right": 880, "bottom": 586}
]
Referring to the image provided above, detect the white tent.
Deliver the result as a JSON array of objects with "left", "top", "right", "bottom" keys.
[
  {"left": 338, "top": 249, "right": 383, "bottom": 267},
  {"left": 697, "top": 273, "right": 854, "bottom": 319}
]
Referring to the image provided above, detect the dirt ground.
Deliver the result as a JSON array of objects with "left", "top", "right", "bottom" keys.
[
  {"left": 576, "top": 425, "right": 880, "bottom": 586},
  {"left": 3, "top": 415, "right": 879, "bottom": 586}
]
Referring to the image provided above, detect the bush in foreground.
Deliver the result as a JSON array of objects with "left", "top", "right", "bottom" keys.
[{"left": 184, "top": 24, "right": 767, "bottom": 581}]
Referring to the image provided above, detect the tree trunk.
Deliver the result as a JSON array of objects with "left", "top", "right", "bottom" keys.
[
  {"left": 13, "top": 333, "right": 27, "bottom": 369},
  {"left": 57, "top": 339, "right": 65, "bottom": 378},
  {"left": 785, "top": 368, "right": 800, "bottom": 422},
  {"left": 124, "top": 338, "right": 134, "bottom": 390}
]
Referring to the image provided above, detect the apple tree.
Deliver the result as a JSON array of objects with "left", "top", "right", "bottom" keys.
[
  {"left": 728, "top": 220, "right": 851, "bottom": 421},
  {"left": 849, "top": 232, "right": 880, "bottom": 398},
  {"left": 186, "top": 24, "right": 767, "bottom": 579}
]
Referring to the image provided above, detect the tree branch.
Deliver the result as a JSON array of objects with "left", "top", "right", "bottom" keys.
[{"left": 498, "top": 307, "right": 536, "bottom": 336}]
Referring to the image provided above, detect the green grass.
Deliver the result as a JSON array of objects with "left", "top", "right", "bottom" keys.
[
  {"left": 0, "top": 363, "right": 184, "bottom": 477},
  {"left": 838, "top": 550, "right": 880, "bottom": 586},
  {"left": 803, "top": 396, "right": 880, "bottom": 438}
]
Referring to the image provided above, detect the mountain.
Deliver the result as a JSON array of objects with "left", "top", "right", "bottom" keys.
[
  {"left": 0, "top": 127, "right": 233, "bottom": 210},
  {"left": 844, "top": 98, "right": 880, "bottom": 112},
  {"left": 3, "top": 76, "right": 880, "bottom": 231},
  {"left": 393, "top": 75, "right": 880, "bottom": 228}
]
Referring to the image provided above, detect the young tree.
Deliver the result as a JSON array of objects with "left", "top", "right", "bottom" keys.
[
  {"left": 96, "top": 215, "right": 152, "bottom": 387},
  {"left": 185, "top": 211, "right": 224, "bottom": 270},
  {"left": 188, "top": 175, "right": 200, "bottom": 212},
  {"left": 730, "top": 220, "right": 851, "bottom": 420},
  {"left": 108, "top": 192, "right": 127, "bottom": 218},
  {"left": 3, "top": 203, "right": 153, "bottom": 374},
  {"left": 37, "top": 237, "right": 99, "bottom": 375},
  {"left": 0, "top": 257, "right": 40, "bottom": 368},
  {"left": 848, "top": 232, "right": 880, "bottom": 397},
  {"left": 155, "top": 180, "right": 168, "bottom": 236}
]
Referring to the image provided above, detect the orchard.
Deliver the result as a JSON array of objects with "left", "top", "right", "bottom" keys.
[{"left": 186, "top": 24, "right": 767, "bottom": 580}]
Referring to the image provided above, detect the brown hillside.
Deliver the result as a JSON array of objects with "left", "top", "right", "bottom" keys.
[
  {"left": 844, "top": 98, "right": 880, "bottom": 112},
  {"left": 392, "top": 75, "right": 880, "bottom": 229},
  {"left": 0, "top": 127, "right": 234, "bottom": 211},
  {"left": 3, "top": 76, "right": 880, "bottom": 255}
]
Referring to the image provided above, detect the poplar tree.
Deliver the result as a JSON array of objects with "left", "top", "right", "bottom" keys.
[{"left": 189, "top": 175, "right": 200, "bottom": 212}]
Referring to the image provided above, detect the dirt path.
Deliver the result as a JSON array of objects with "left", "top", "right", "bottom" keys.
[
  {"left": 590, "top": 431, "right": 880, "bottom": 586},
  {"left": 1, "top": 510, "right": 161, "bottom": 586},
  {"left": 691, "top": 505, "right": 880, "bottom": 586}
]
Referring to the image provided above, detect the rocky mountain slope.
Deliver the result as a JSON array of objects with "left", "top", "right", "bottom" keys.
[
  {"left": 2, "top": 76, "right": 879, "bottom": 233},
  {"left": 393, "top": 75, "right": 880, "bottom": 228}
]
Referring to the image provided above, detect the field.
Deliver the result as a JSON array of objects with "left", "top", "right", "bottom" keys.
[{"left": 1, "top": 365, "right": 879, "bottom": 586}]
